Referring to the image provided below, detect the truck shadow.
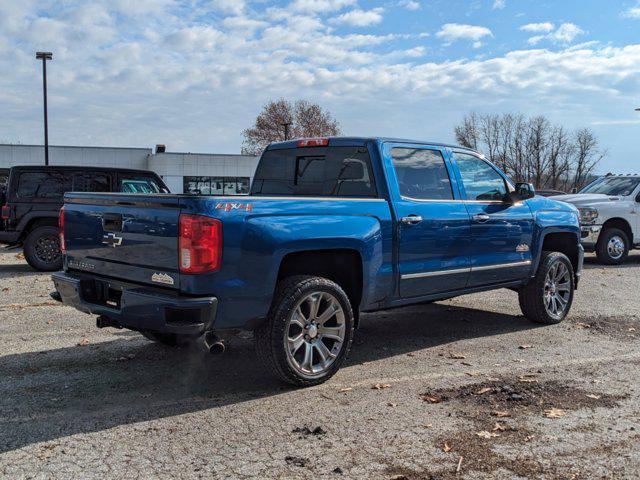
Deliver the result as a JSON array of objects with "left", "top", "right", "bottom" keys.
[
  {"left": 0, "top": 262, "right": 43, "bottom": 279},
  {"left": 0, "top": 302, "right": 540, "bottom": 453}
]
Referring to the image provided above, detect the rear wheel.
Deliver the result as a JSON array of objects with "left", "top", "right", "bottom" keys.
[
  {"left": 595, "top": 228, "right": 629, "bottom": 265},
  {"left": 255, "top": 275, "right": 354, "bottom": 386},
  {"left": 519, "top": 251, "right": 575, "bottom": 325},
  {"left": 23, "top": 226, "right": 63, "bottom": 271}
]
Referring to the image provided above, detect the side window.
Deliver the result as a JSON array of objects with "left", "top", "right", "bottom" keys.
[
  {"left": 391, "top": 148, "right": 454, "bottom": 200},
  {"left": 454, "top": 153, "right": 507, "bottom": 201},
  {"left": 17, "top": 172, "right": 72, "bottom": 199},
  {"left": 73, "top": 174, "right": 111, "bottom": 192}
]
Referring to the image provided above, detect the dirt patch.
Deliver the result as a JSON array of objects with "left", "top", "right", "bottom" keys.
[
  {"left": 421, "top": 378, "right": 623, "bottom": 415},
  {"left": 402, "top": 378, "right": 628, "bottom": 479},
  {"left": 571, "top": 315, "right": 639, "bottom": 340}
]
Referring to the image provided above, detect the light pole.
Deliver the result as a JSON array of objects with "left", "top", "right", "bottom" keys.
[
  {"left": 36, "top": 51, "right": 53, "bottom": 166},
  {"left": 281, "top": 122, "right": 292, "bottom": 141}
]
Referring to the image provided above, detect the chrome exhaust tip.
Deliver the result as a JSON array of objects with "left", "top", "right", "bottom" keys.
[{"left": 203, "top": 331, "right": 225, "bottom": 355}]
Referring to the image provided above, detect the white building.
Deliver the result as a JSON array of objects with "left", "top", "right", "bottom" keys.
[{"left": 0, "top": 144, "right": 259, "bottom": 195}]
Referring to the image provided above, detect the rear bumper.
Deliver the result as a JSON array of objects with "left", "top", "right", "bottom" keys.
[{"left": 52, "top": 271, "right": 217, "bottom": 335}]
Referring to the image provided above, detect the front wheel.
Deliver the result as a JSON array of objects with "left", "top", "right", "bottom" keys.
[
  {"left": 519, "top": 252, "right": 575, "bottom": 325},
  {"left": 255, "top": 275, "right": 354, "bottom": 386},
  {"left": 595, "top": 228, "right": 629, "bottom": 265}
]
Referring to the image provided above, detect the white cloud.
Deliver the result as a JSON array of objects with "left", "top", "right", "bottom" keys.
[
  {"left": 211, "top": 0, "right": 246, "bottom": 15},
  {"left": 623, "top": 3, "right": 640, "bottom": 18},
  {"left": 525, "top": 22, "right": 584, "bottom": 45},
  {"left": 332, "top": 8, "right": 384, "bottom": 27},
  {"left": 520, "top": 22, "right": 554, "bottom": 33},
  {"left": 550, "top": 23, "right": 585, "bottom": 43},
  {"left": 492, "top": 0, "right": 506, "bottom": 10},
  {"left": 436, "top": 23, "right": 493, "bottom": 47},
  {"left": 290, "top": 0, "right": 355, "bottom": 13},
  {"left": 399, "top": 0, "right": 421, "bottom": 10},
  {"left": 1, "top": 1, "right": 640, "bottom": 173}
]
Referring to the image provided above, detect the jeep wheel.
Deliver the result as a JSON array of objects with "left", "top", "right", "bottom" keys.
[
  {"left": 596, "top": 228, "right": 629, "bottom": 265},
  {"left": 519, "top": 251, "right": 575, "bottom": 325},
  {"left": 255, "top": 275, "right": 354, "bottom": 387},
  {"left": 24, "top": 226, "right": 63, "bottom": 271}
]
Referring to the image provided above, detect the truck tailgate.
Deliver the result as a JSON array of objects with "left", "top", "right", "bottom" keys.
[{"left": 63, "top": 193, "right": 181, "bottom": 289}]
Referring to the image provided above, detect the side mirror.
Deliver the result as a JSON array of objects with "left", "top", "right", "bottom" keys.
[
  {"left": 571, "top": 187, "right": 578, "bottom": 194},
  {"left": 510, "top": 183, "right": 535, "bottom": 203}
]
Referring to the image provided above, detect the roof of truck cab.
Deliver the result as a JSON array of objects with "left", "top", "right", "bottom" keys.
[
  {"left": 7, "top": 165, "right": 159, "bottom": 174},
  {"left": 266, "top": 136, "right": 479, "bottom": 153}
]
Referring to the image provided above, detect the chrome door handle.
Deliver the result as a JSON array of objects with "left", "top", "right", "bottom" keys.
[
  {"left": 401, "top": 215, "right": 423, "bottom": 225},
  {"left": 473, "top": 214, "right": 490, "bottom": 223}
]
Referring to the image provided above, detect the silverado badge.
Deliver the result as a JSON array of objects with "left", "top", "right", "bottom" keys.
[
  {"left": 102, "top": 232, "right": 123, "bottom": 248},
  {"left": 151, "top": 273, "right": 175, "bottom": 286},
  {"left": 516, "top": 243, "right": 530, "bottom": 253}
]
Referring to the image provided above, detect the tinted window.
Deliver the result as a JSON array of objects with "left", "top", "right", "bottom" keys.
[
  {"left": 251, "top": 146, "right": 376, "bottom": 197},
  {"left": 119, "top": 175, "right": 167, "bottom": 194},
  {"left": 73, "top": 173, "right": 111, "bottom": 192},
  {"left": 454, "top": 153, "right": 507, "bottom": 201},
  {"left": 17, "top": 172, "right": 72, "bottom": 199},
  {"left": 391, "top": 148, "right": 453, "bottom": 200}
]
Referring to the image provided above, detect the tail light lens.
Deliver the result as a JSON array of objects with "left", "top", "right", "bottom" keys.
[
  {"left": 297, "top": 138, "right": 329, "bottom": 147},
  {"left": 179, "top": 214, "right": 222, "bottom": 274},
  {"left": 1, "top": 204, "right": 9, "bottom": 220},
  {"left": 58, "top": 207, "right": 66, "bottom": 253}
]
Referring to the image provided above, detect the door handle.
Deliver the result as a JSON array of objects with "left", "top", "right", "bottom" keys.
[
  {"left": 401, "top": 215, "right": 423, "bottom": 225},
  {"left": 102, "top": 213, "right": 123, "bottom": 232},
  {"left": 473, "top": 214, "right": 490, "bottom": 223}
]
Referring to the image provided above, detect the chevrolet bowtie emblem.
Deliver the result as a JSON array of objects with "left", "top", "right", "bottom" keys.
[{"left": 102, "top": 232, "right": 123, "bottom": 248}]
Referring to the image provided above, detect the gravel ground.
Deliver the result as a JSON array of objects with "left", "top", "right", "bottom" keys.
[{"left": 0, "top": 249, "right": 639, "bottom": 479}]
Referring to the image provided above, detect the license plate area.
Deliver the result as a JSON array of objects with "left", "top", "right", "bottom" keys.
[{"left": 80, "top": 279, "right": 123, "bottom": 310}]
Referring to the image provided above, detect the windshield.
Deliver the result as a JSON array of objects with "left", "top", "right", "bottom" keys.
[{"left": 579, "top": 177, "right": 640, "bottom": 196}]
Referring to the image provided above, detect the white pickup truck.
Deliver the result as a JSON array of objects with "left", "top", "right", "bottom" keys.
[{"left": 552, "top": 175, "right": 640, "bottom": 264}]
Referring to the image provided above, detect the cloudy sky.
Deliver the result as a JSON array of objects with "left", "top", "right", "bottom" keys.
[{"left": 1, "top": 0, "right": 639, "bottom": 172}]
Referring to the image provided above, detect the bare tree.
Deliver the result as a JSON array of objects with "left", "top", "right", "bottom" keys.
[
  {"left": 453, "top": 112, "right": 603, "bottom": 191},
  {"left": 570, "top": 128, "right": 605, "bottom": 191},
  {"left": 241, "top": 99, "right": 342, "bottom": 155}
]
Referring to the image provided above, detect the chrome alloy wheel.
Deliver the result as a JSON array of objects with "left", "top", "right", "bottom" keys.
[
  {"left": 284, "top": 291, "right": 346, "bottom": 377},
  {"left": 607, "top": 235, "right": 625, "bottom": 260},
  {"left": 543, "top": 260, "right": 572, "bottom": 320}
]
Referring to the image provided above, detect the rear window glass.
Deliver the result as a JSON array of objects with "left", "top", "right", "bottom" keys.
[
  {"left": 17, "top": 172, "right": 72, "bottom": 199},
  {"left": 391, "top": 148, "right": 454, "bottom": 200},
  {"left": 251, "top": 146, "right": 377, "bottom": 197},
  {"left": 73, "top": 173, "right": 111, "bottom": 192},
  {"left": 118, "top": 175, "right": 168, "bottom": 194}
]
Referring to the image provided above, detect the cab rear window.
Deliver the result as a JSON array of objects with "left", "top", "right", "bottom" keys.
[{"left": 250, "top": 146, "right": 377, "bottom": 197}]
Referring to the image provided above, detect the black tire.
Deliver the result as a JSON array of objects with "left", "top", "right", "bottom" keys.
[
  {"left": 23, "top": 226, "right": 63, "bottom": 271},
  {"left": 255, "top": 275, "right": 354, "bottom": 387},
  {"left": 519, "top": 251, "right": 575, "bottom": 325},
  {"left": 141, "top": 331, "right": 194, "bottom": 347},
  {"left": 595, "top": 228, "right": 629, "bottom": 265}
]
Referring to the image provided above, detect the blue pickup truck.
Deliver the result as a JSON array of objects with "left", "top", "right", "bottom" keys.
[{"left": 53, "top": 137, "right": 583, "bottom": 386}]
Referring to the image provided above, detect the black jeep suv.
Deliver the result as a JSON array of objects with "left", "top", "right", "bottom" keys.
[{"left": 1, "top": 166, "right": 169, "bottom": 271}]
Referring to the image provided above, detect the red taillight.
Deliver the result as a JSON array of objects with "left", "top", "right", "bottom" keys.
[
  {"left": 179, "top": 214, "right": 222, "bottom": 274},
  {"left": 297, "top": 138, "right": 329, "bottom": 147},
  {"left": 1, "top": 204, "right": 9, "bottom": 220},
  {"left": 58, "top": 207, "right": 66, "bottom": 253}
]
